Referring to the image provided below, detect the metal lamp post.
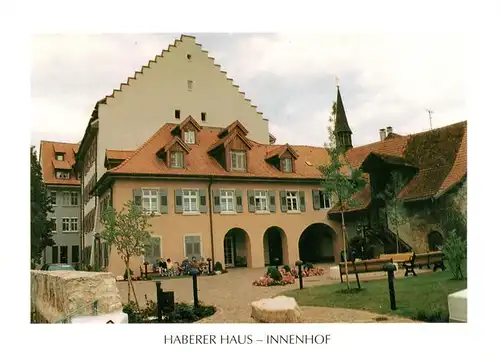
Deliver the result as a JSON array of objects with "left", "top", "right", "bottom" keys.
[
  {"left": 190, "top": 268, "right": 200, "bottom": 308},
  {"left": 383, "top": 262, "right": 397, "bottom": 310},
  {"left": 295, "top": 260, "right": 304, "bottom": 289}
]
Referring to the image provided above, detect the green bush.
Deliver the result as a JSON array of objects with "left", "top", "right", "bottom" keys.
[
  {"left": 266, "top": 266, "right": 282, "bottom": 281},
  {"left": 414, "top": 308, "right": 448, "bottom": 322},
  {"left": 214, "top": 261, "right": 223, "bottom": 271},
  {"left": 442, "top": 229, "right": 466, "bottom": 280},
  {"left": 123, "top": 268, "right": 134, "bottom": 280},
  {"left": 283, "top": 265, "right": 291, "bottom": 273}
]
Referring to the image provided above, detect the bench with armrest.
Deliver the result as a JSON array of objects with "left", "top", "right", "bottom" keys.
[
  {"left": 402, "top": 251, "right": 446, "bottom": 276},
  {"left": 379, "top": 253, "right": 414, "bottom": 265},
  {"left": 339, "top": 258, "right": 394, "bottom": 283}
]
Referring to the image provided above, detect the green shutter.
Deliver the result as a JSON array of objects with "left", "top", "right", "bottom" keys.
[
  {"left": 160, "top": 189, "right": 168, "bottom": 214},
  {"left": 199, "top": 189, "right": 207, "bottom": 213},
  {"left": 280, "top": 191, "right": 287, "bottom": 212},
  {"left": 299, "top": 191, "right": 306, "bottom": 212},
  {"left": 133, "top": 189, "right": 142, "bottom": 206},
  {"left": 312, "top": 189, "right": 321, "bottom": 210},
  {"left": 247, "top": 190, "right": 255, "bottom": 213},
  {"left": 174, "top": 189, "right": 183, "bottom": 213},
  {"left": 235, "top": 189, "right": 243, "bottom": 213},
  {"left": 213, "top": 189, "right": 221, "bottom": 213},
  {"left": 269, "top": 191, "right": 276, "bottom": 213}
]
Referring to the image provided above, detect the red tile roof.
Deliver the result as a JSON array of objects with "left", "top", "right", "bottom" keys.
[
  {"left": 105, "top": 149, "right": 134, "bottom": 161},
  {"left": 436, "top": 125, "right": 467, "bottom": 197},
  {"left": 40, "top": 141, "right": 80, "bottom": 186}
]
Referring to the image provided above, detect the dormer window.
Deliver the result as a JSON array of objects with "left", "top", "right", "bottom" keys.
[
  {"left": 184, "top": 130, "right": 195, "bottom": 144},
  {"left": 282, "top": 158, "right": 293, "bottom": 172},
  {"left": 55, "top": 170, "right": 70, "bottom": 179},
  {"left": 55, "top": 153, "right": 65, "bottom": 161},
  {"left": 170, "top": 151, "right": 184, "bottom": 168},
  {"left": 230, "top": 151, "right": 246, "bottom": 171}
]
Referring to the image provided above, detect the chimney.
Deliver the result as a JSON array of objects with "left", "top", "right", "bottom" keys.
[
  {"left": 386, "top": 126, "right": 393, "bottom": 135},
  {"left": 379, "top": 128, "right": 387, "bottom": 141}
]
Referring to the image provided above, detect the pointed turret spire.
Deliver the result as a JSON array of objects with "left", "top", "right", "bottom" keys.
[{"left": 333, "top": 84, "right": 353, "bottom": 151}]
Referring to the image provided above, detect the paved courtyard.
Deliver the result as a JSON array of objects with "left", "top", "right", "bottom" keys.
[{"left": 117, "top": 265, "right": 420, "bottom": 323}]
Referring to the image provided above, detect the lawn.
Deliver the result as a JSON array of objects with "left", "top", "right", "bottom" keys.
[{"left": 283, "top": 270, "right": 467, "bottom": 321}]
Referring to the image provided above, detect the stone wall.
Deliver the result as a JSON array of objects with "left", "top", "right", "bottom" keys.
[{"left": 31, "top": 270, "right": 123, "bottom": 323}]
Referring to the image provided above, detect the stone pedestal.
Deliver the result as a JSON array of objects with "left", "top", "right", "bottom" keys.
[
  {"left": 448, "top": 288, "right": 467, "bottom": 322},
  {"left": 251, "top": 296, "right": 301, "bottom": 323},
  {"left": 329, "top": 266, "right": 340, "bottom": 280}
]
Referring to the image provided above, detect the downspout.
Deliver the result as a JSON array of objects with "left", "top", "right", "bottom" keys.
[
  {"left": 208, "top": 176, "right": 215, "bottom": 262},
  {"left": 94, "top": 139, "right": 100, "bottom": 272}
]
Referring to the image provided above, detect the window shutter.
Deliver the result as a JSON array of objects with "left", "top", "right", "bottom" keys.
[
  {"left": 299, "top": 191, "right": 306, "bottom": 212},
  {"left": 235, "top": 189, "right": 243, "bottom": 213},
  {"left": 280, "top": 191, "right": 287, "bottom": 212},
  {"left": 133, "top": 189, "right": 142, "bottom": 206},
  {"left": 213, "top": 189, "right": 221, "bottom": 213},
  {"left": 174, "top": 189, "right": 183, "bottom": 213},
  {"left": 160, "top": 189, "right": 168, "bottom": 213},
  {"left": 312, "top": 189, "right": 321, "bottom": 210},
  {"left": 269, "top": 191, "right": 276, "bottom": 213},
  {"left": 199, "top": 189, "right": 208, "bottom": 213},
  {"left": 247, "top": 190, "right": 255, "bottom": 213}
]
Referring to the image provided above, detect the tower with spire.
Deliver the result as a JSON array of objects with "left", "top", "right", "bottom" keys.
[{"left": 333, "top": 84, "right": 353, "bottom": 152}]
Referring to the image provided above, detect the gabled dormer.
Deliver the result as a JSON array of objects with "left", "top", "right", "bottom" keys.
[
  {"left": 171, "top": 115, "right": 202, "bottom": 145},
  {"left": 156, "top": 136, "right": 191, "bottom": 169},
  {"left": 217, "top": 120, "right": 249, "bottom": 139},
  {"left": 265, "top": 144, "right": 299, "bottom": 173},
  {"left": 208, "top": 122, "right": 253, "bottom": 172}
]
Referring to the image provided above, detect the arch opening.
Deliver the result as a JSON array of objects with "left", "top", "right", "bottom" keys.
[
  {"left": 428, "top": 230, "right": 444, "bottom": 251},
  {"left": 223, "top": 228, "right": 251, "bottom": 268},
  {"left": 298, "top": 223, "right": 337, "bottom": 264},
  {"left": 263, "top": 226, "right": 288, "bottom": 266}
]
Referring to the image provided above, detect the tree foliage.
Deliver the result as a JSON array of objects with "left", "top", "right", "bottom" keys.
[
  {"left": 377, "top": 171, "right": 409, "bottom": 252},
  {"left": 442, "top": 229, "right": 466, "bottom": 280},
  {"left": 99, "top": 200, "right": 153, "bottom": 304},
  {"left": 319, "top": 99, "right": 366, "bottom": 288},
  {"left": 31, "top": 146, "right": 54, "bottom": 268}
]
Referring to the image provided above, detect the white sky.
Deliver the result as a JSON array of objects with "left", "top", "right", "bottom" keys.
[{"left": 31, "top": 32, "right": 466, "bottom": 149}]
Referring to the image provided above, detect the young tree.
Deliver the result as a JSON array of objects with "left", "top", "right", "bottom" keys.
[
  {"left": 442, "top": 229, "right": 466, "bottom": 280},
  {"left": 99, "top": 200, "right": 153, "bottom": 305},
  {"left": 377, "top": 171, "right": 408, "bottom": 253},
  {"left": 319, "top": 102, "right": 366, "bottom": 289},
  {"left": 31, "top": 146, "right": 55, "bottom": 268}
]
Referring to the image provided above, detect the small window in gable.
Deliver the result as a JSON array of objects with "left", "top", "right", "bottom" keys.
[
  {"left": 230, "top": 151, "right": 246, "bottom": 171},
  {"left": 184, "top": 130, "right": 195, "bottom": 144},
  {"left": 175, "top": 110, "right": 181, "bottom": 119},
  {"left": 187, "top": 80, "right": 193, "bottom": 90},
  {"left": 187, "top": 53, "right": 192, "bottom": 60},
  {"left": 282, "top": 157, "right": 293, "bottom": 172},
  {"left": 170, "top": 151, "right": 184, "bottom": 168},
  {"left": 55, "top": 153, "right": 65, "bottom": 161},
  {"left": 201, "top": 112, "right": 206, "bottom": 121}
]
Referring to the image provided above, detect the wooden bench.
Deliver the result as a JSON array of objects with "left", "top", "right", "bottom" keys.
[
  {"left": 339, "top": 258, "right": 394, "bottom": 283},
  {"left": 140, "top": 264, "right": 160, "bottom": 278},
  {"left": 379, "top": 253, "right": 414, "bottom": 265},
  {"left": 402, "top": 251, "right": 446, "bottom": 277}
]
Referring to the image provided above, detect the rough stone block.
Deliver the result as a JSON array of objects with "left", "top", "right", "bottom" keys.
[{"left": 251, "top": 296, "right": 301, "bottom": 323}]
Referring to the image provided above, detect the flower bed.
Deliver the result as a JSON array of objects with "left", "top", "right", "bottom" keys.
[
  {"left": 291, "top": 267, "right": 325, "bottom": 278},
  {"left": 253, "top": 267, "right": 296, "bottom": 287}
]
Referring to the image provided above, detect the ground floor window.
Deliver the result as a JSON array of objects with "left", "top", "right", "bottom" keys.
[
  {"left": 51, "top": 246, "right": 58, "bottom": 263},
  {"left": 184, "top": 236, "right": 201, "bottom": 259},
  {"left": 72, "top": 245, "right": 79, "bottom": 263},
  {"left": 60, "top": 246, "right": 68, "bottom": 264}
]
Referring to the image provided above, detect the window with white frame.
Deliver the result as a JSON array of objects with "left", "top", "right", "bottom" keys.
[
  {"left": 144, "top": 237, "right": 161, "bottom": 264},
  {"left": 55, "top": 153, "right": 64, "bottom": 161},
  {"left": 56, "top": 170, "right": 70, "bottom": 179},
  {"left": 183, "top": 130, "right": 195, "bottom": 144},
  {"left": 70, "top": 191, "right": 79, "bottom": 206},
  {"left": 170, "top": 151, "right": 184, "bottom": 168},
  {"left": 286, "top": 191, "right": 299, "bottom": 211},
  {"left": 220, "top": 190, "right": 235, "bottom": 212},
  {"left": 283, "top": 157, "right": 293, "bottom": 172},
  {"left": 230, "top": 151, "right": 246, "bottom": 171},
  {"left": 50, "top": 191, "right": 57, "bottom": 205},
  {"left": 187, "top": 80, "right": 193, "bottom": 90},
  {"left": 62, "top": 218, "right": 70, "bottom": 232},
  {"left": 184, "top": 236, "right": 201, "bottom": 259},
  {"left": 319, "top": 190, "right": 332, "bottom": 209},
  {"left": 50, "top": 218, "right": 57, "bottom": 232},
  {"left": 62, "top": 192, "right": 71, "bottom": 206},
  {"left": 182, "top": 189, "right": 199, "bottom": 212},
  {"left": 255, "top": 190, "right": 268, "bottom": 211},
  {"left": 70, "top": 218, "right": 79, "bottom": 232},
  {"left": 142, "top": 189, "right": 159, "bottom": 213}
]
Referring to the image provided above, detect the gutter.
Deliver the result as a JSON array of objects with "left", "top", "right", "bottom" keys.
[{"left": 208, "top": 177, "right": 215, "bottom": 262}]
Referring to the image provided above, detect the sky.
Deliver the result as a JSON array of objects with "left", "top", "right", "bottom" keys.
[{"left": 31, "top": 33, "right": 466, "bottom": 149}]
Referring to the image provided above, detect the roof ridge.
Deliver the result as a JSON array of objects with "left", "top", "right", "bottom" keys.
[
  {"left": 40, "top": 140, "right": 79, "bottom": 146},
  {"left": 109, "top": 123, "right": 174, "bottom": 173}
]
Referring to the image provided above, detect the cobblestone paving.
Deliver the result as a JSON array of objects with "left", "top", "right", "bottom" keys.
[{"left": 117, "top": 265, "right": 425, "bottom": 323}]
